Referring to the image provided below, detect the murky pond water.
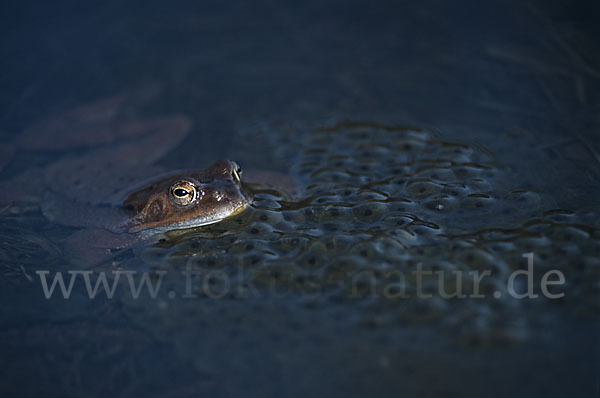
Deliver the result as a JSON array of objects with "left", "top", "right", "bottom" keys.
[{"left": 1, "top": 1, "right": 599, "bottom": 397}]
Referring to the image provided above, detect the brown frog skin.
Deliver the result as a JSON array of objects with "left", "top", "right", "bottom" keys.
[{"left": 117, "top": 159, "right": 249, "bottom": 236}]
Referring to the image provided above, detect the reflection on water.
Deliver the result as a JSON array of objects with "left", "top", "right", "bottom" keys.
[{"left": 1, "top": 0, "right": 599, "bottom": 397}]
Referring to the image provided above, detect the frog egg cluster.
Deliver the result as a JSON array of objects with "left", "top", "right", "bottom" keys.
[{"left": 139, "top": 122, "right": 599, "bottom": 346}]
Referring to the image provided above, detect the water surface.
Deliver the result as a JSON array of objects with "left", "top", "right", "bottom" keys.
[{"left": 1, "top": 1, "right": 599, "bottom": 397}]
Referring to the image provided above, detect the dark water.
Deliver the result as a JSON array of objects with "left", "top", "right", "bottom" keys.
[{"left": 1, "top": 1, "right": 599, "bottom": 397}]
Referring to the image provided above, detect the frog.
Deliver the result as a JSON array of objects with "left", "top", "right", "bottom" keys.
[
  {"left": 116, "top": 159, "right": 249, "bottom": 236},
  {"left": 56, "top": 158, "right": 299, "bottom": 266},
  {"left": 2, "top": 87, "right": 303, "bottom": 266},
  {"left": 1, "top": 87, "right": 293, "bottom": 265}
]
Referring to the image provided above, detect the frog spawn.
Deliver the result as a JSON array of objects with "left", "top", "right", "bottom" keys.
[{"left": 131, "top": 121, "right": 600, "bottom": 345}]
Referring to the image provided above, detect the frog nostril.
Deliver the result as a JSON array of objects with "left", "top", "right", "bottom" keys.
[{"left": 231, "top": 161, "right": 242, "bottom": 181}]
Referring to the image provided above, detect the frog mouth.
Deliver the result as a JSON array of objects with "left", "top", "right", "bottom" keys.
[{"left": 128, "top": 198, "right": 250, "bottom": 236}]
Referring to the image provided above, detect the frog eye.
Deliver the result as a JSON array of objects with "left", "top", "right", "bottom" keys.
[
  {"left": 169, "top": 181, "right": 197, "bottom": 206},
  {"left": 231, "top": 161, "right": 242, "bottom": 182}
]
